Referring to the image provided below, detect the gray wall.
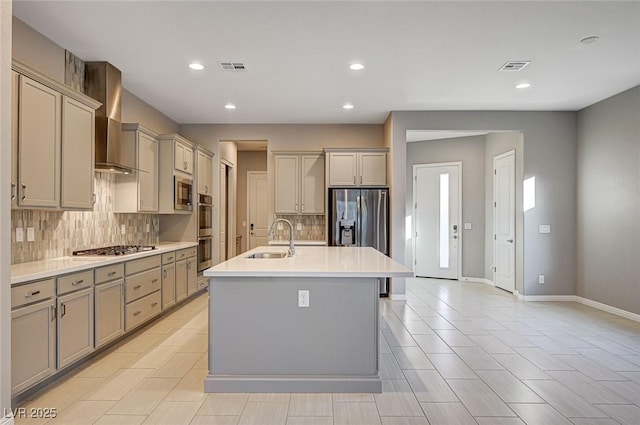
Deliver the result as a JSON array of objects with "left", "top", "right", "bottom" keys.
[
  {"left": 406, "top": 136, "right": 487, "bottom": 278},
  {"left": 1, "top": 0, "right": 13, "bottom": 415},
  {"left": 577, "top": 85, "right": 640, "bottom": 314},
  {"left": 388, "top": 111, "right": 577, "bottom": 296}
]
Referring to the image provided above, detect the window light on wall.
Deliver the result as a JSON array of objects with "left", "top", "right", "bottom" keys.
[{"left": 524, "top": 176, "right": 536, "bottom": 212}]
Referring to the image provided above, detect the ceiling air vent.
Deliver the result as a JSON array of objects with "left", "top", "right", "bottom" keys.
[
  {"left": 499, "top": 61, "right": 530, "bottom": 71},
  {"left": 219, "top": 62, "right": 247, "bottom": 72}
]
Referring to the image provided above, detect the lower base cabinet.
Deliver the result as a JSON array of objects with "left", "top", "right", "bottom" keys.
[
  {"left": 162, "top": 262, "right": 176, "bottom": 310},
  {"left": 11, "top": 300, "right": 56, "bottom": 394},
  {"left": 95, "top": 279, "right": 124, "bottom": 348},
  {"left": 57, "top": 287, "right": 94, "bottom": 369},
  {"left": 175, "top": 259, "right": 188, "bottom": 302},
  {"left": 125, "top": 291, "right": 162, "bottom": 331},
  {"left": 186, "top": 256, "right": 197, "bottom": 296}
]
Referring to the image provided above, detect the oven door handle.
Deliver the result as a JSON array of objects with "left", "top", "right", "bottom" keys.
[
  {"left": 198, "top": 203, "right": 213, "bottom": 207},
  {"left": 198, "top": 237, "right": 212, "bottom": 241}
]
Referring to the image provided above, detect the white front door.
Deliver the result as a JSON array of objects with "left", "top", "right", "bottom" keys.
[
  {"left": 247, "top": 172, "right": 268, "bottom": 250},
  {"left": 493, "top": 151, "right": 516, "bottom": 292},
  {"left": 414, "top": 163, "right": 461, "bottom": 279}
]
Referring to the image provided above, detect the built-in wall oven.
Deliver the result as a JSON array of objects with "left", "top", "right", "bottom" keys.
[
  {"left": 198, "top": 194, "right": 213, "bottom": 271},
  {"left": 175, "top": 176, "right": 193, "bottom": 211}
]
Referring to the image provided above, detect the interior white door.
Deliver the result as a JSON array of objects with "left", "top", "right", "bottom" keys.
[
  {"left": 493, "top": 151, "right": 516, "bottom": 292},
  {"left": 219, "top": 164, "right": 227, "bottom": 262},
  {"left": 414, "top": 163, "right": 461, "bottom": 279},
  {"left": 248, "top": 172, "right": 268, "bottom": 251}
]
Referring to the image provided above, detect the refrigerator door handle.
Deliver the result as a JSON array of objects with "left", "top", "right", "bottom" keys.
[
  {"left": 356, "top": 195, "right": 361, "bottom": 247},
  {"left": 382, "top": 191, "right": 388, "bottom": 255}
]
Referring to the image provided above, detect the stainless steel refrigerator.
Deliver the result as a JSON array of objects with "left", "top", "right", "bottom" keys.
[{"left": 329, "top": 188, "right": 390, "bottom": 296}]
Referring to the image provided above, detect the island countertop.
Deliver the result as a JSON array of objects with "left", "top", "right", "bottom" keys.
[{"left": 204, "top": 246, "right": 413, "bottom": 278}]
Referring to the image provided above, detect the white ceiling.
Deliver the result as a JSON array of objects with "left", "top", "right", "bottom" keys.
[{"left": 13, "top": 1, "right": 640, "bottom": 125}]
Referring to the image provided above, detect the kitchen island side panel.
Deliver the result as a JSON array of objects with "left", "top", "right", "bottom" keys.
[{"left": 207, "top": 276, "right": 380, "bottom": 392}]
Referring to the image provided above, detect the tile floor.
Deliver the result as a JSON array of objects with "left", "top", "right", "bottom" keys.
[{"left": 15, "top": 278, "right": 640, "bottom": 425}]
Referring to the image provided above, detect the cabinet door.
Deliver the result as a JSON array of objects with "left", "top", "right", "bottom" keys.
[
  {"left": 359, "top": 152, "right": 387, "bottom": 186},
  {"left": 95, "top": 279, "right": 124, "bottom": 348},
  {"left": 328, "top": 152, "right": 357, "bottom": 186},
  {"left": 174, "top": 142, "right": 193, "bottom": 175},
  {"left": 61, "top": 97, "right": 95, "bottom": 209},
  {"left": 300, "top": 155, "right": 325, "bottom": 214},
  {"left": 58, "top": 287, "right": 94, "bottom": 369},
  {"left": 138, "top": 132, "right": 158, "bottom": 212},
  {"left": 183, "top": 144, "right": 194, "bottom": 175},
  {"left": 18, "top": 76, "right": 61, "bottom": 208},
  {"left": 162, "top": 263, "right": 176, "bottom": 309},
  {"left": 175, "top": 259, "right": 188, "bottom": 302},
  {"left": 11, "top": 301, "right": 56, "bottom": 394},
  {"left": 197, "top": 151, "right": 213, "bottom": 195},
  {"left": 11, "top": 71, "right": 18, "bottom": 208},
  {"left": 186, "top": 257, "right": 197, "bottom": 296},
  {"left": 274, "top": 155, "right": 299, "bottom": 213}
]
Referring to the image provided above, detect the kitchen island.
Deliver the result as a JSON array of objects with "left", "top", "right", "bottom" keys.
[{"left": 203, "top": 246, "right": 413, "bottom": 393}]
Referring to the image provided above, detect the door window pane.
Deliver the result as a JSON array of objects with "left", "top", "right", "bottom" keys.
[{"left": 439, "top": 173, "right": 449, "bottom": 268}]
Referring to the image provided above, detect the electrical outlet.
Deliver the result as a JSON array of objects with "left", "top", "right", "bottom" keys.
[
  {"left": 27, "top": 227, "right": 35, "bottom": 242},
  {"left": 120, "top": 224, "right": 126, "bottom": 235},
  {"left": 277, "top": 223, "right": 283, "bottom": 230},
  {"left": 15, "top": 227, "right": 24, "bottom": 242},
  {"left": 464, "top": 222, "right": 472, "bottom": 230},
  {"left": 538, "top": 274, "right": 545, "bottom": 284},
  {"left": 539, "top": 225, "right": 551, "bottom": 234},
  {"left": 146, "top": 223, "right": 150, "bottom": 233},
  {"left": 298, "top": 290, "right": 309, "bottom": 307},
  {"left": 296, "top": 223, "right": 302, "bottom": 231}
]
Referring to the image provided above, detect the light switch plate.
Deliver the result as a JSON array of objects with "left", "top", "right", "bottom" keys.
[
  {"left": 538, "top": 274, "right": 545, "bottom": 284},
  {"left": 296, "top": 223, "right": 302, "bottom": 231},
  {"left": 464, "top": 222, "right": 472, "bottom": 230},
  {"left": 27, "top": 227, "right": 35, "bottom": 242},
  {"left": 121, "top": 224, "right": 126, "bottom": 235},
  {"left": 298, "top": 290, "right": 309, "bottom": 307},
  {"left": 15, "top": 227, "right": 24, "bottom": 242},
  {"left": 539, "top": 224, "right": 551, "bottom": 234}
]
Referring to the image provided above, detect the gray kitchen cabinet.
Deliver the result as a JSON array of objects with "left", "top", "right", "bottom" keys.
[
  {"left": 274, "top": 153, "right": 324, "bottom": 214},
  {"left": 61, "top": 96, "right": 95, "bottom": 209},
  {"left": 187, "top": 256, "right": 197, "bottom": 296},
  {"left": 17, "top": 75, "right": 61, "bottom": 208},
  {"left": 11, "top": 279, "right": 56, "bottom": 395},
  {"left": 57, "top": 286, "right": 94, "bottom": 369},
  {"left": 174, "top": 247, "right": 198, "bottom": 297},
  {"left": 175, "top": 259, "right": 188, "bottom": 302},
  {"left": 162, "top": 262, "right": 176, "bottom": 310},
  {"left": 11, "top": 71, "right": 18, "bottom": 208},
  {"left": 157, "top": 133, "right": 195, "bottom": 213},
  {"left": 94, "top": 276, "right": 124, "bottom": 348},
  {"left": 116, "top": 124, "right": 159, "bottom": 213},
  {"left": 326, "top": 149, "right": 387, "bottom": 187},
  {"left": 173, "top": 138, "right": 194, "bottom": 174},
  {"left": 196, "top": 148, "right": 214, "bottom": 195},
  {"left": 124, "top": 255, "right": 162, "bottom": 331}
]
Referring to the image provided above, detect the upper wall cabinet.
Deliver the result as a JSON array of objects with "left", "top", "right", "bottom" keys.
[
  {"left": 157, "top": 134, "right": 195, "bottom": 214},
  {"left": 11, "top": 61, "right": 100, "bottom": 210},
  {"left": 196, "top": 148, "right": 214, "bottom": 196},
  {"left": 274, "top": 153, "right": 324, "bottom": 214},
  {"left": 325, "top": 148, "right": 388, "bottom": 187},
  {"left": 115, "top": 124, "right": 159, "bottom": 213}
]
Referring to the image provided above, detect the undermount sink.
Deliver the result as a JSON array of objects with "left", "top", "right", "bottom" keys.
[{"left": 246, "top": 252, "right": 288, "bottom": 259}]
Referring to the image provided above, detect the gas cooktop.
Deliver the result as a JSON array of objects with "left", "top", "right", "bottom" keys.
[{"left": 72, "top": 245, "right": 156, "bottom": 256}]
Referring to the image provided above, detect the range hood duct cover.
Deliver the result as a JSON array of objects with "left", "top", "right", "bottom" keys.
[{"left": 85, "top": 62, "right": 134, "bottom": 173}]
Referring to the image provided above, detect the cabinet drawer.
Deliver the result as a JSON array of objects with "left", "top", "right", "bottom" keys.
[
  {"left": 162, "top": 252, "right": 176, "bottom": 265},
  {"left": 11, "top": 279, "right": 55, "bottom": 309},
  {"left": 125, "top": 255, "right": 161, "bottom": 276},
  {"left": 176, "top": 247, "right": 197, "bottom": 260},
  {"left": 57, "top": 270, "right": 94, "bottom": 295},
  {"left": 125, "top": 290, "right": 161, "bottom": 331},
  {"left": 125, "top": 268, "right": 161, "bottom": 303},
  {"left": 95, "top": 263, "right": 125, "bottom": 284}
]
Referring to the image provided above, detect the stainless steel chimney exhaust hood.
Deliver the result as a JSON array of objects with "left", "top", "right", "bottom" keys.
[{"left": 85, "top": 62, "right": 134, "bottom": 173}]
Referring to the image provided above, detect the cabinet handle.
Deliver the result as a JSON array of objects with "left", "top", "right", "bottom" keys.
[
  {"left": 295, "top": 204, "right": 298, "bottom": 211},
  {"left": 21, "top": 184, "right": 27, "bottom": 201},
  {"left": 51, "top": 304, "right": 56, "bottom": 321},
  {"left": 72, "top": 279, "right": 84, "bottom": 286},
  {"left": 25, "top": 290, "right": 40, "bottom": 298},
  {"left": 205, "top": 185, "right": 209, "bottom": 193},
  {"left": 107, "top": 271, "right": 117, "bottom": 276},
  {"left": 92, "top": 193, "right": 97, "bottom": 204},
  {"left": 353, "top": 176, "right": 356, "bottom": 184},
  {"left": 133, "top": 310, "right": 141, "bottom": 316},
  {"left": 133, "top": 285, "right": 142, "bottom": 290},
  {"left": 151, "top": 302, "right": 158, "bottom": 307},
  {"left": 60, "top": 303, "right": 66, "bottom": 318},
  {"left": 301, "top": 204, "right": 304, "bottom": 211},
  {"left": 163, "top": 269, "right": 167, "bottom": 279},
  {"left": 360, "top": 175, "right": 363, "bottom": 185},
  {"left": 11, "top": 182, "right": 17, "bottom": 201},
  {"left": 167, "top": 256, "right": 173, "bottom": 261},
  {"left": 152, "top": 278, "right": 158, "bottom": 283},
  {"left": 184, "top": 161, "right": 187, "bottom": 170},
  {"left": 187, "top": 262, "right": 191, "bottom": 269}
]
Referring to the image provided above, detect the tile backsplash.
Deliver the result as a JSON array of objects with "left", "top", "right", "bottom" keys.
[
  {"left": 272, "top": 214, "right": 325, "bottom": 241},
  {"left": 11, "top": 173, "right": 159, "bottom": 264}
]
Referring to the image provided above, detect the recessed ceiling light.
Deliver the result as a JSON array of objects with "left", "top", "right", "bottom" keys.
[
  {"left": 515, "top": 82, "right": 531, "bottom": 89},
  {"left": 349, "top": 63, "right": 365, "bottom": 71},
  {"left": 580, "top": 35, "right": 599, "bottom": 45},
  {"left": 343, "top": 103, "right": 354, "bottom": 110},
  {"left": 188, "top": 63, "right": 204, "bottom": 70},
  {"left": 224, "top": 103, "right": 236, "bottom": 110}
]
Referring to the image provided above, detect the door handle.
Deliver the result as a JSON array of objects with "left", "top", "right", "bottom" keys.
[{"left": 507, "top": 239, "right": 514, "bottom": 243}]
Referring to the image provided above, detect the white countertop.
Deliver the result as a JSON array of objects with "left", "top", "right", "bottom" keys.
[
  {"left": 11, "top": 242, "right": 198, "bottom": 285},
  {"left": 203, "top": 246, "right": 413, "bottom": 278},
  {"left": 268, "top": 239, "right": 326, "bottom": 246}
]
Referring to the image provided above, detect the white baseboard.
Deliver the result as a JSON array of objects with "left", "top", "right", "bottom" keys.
[
  {"left": 460, "top": 277, "right": 494, "bottom": 286},
  {"left": 1, "top": 414, "right": 15, "bottom": 425},
  {"left": 515, "top": 294, "right": 640, "bottom": 323},
  {"left": 389, "top": 294, "right": 407, "bottom": 301}
]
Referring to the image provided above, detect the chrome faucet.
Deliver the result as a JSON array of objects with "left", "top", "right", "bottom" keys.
[{"left": 268, "top": 218, "right": 295, "bottom": 257}]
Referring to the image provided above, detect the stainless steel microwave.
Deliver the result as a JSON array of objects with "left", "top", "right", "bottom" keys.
[{"left": 174, "top": 176, "right": 193, "bottom": 211}]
